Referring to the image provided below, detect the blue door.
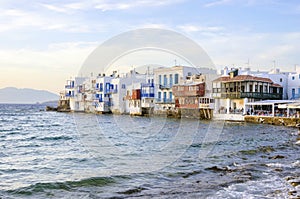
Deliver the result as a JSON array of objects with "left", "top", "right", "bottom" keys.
[{"left": 292, "top": 88, "right": 295, "bottom": 99}]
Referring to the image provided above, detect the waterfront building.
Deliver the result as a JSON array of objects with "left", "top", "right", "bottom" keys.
[
  {"left": 212, "top": 69, "right": 283, "bottom": 114},
  {"left": 60, "top": 65, "right": 217, "bottom": 117},
  {"left": 221, "top": 67, "right": 288, "bottom": 100},
  {"left": 172, "top": 74, "right": 214, "bottom": 119},
  {"left": 287, "top": 70, "right": 300, "bottom": 100},
  {"left": 140, "top": 74, "right": 155, "bottom": 115},
  {"left": 94, "top": 74, "right": 114, "bottom": 113},
  {"left": 64, "top": 77, "right": 87, "bottom": 112},
  {"left": 153, "top": 65, "right": 215, "bottom": 113},
  {"left": 114, "top": 70, "right": 147, "bottom": 114},
  {"left": 127, "top": 89, "right": 142, "bottom": 115}
]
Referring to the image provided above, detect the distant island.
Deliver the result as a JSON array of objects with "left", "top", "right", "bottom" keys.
[{"left": 0, "top": 87, "right": 59, "bottom": 104}]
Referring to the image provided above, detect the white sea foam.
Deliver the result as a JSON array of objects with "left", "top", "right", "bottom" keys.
[
  {"left": 267, "top": 161, "right": 300, "bottom": 168},
  {"left": 209, "top": 176, "right": 292, "bottom": 199}
]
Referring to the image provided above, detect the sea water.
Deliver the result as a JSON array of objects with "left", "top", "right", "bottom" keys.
[{"left": 0, "top": 104, "right": 299, "bottom": 198}]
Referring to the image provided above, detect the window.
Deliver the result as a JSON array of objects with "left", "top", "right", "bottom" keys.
[
  {"left": 121, "top": 84, "right": 126, "bottom": 89},
  {"left": 280, "top": 78, "right": 282, "bottom": 82},
  {"left": 292, "top": 76, "right": 295, "bottom": 80},
  {"left": 99, "top": 83, "right": 103, "bottom": 92},
  {"left": 169, "top": 92, "right": 173, "bottom": 101},
  {"left": 174, "top": 74, "right": 179, "bottom": 84},
  {"left": 106, "top": 83, "right": 110, "bottom": 93},
  {"left": 169, "top": 74, "right": 173, "bottom": 86},
  {"left": 158, "top": 92, "right": 161, "bottom": 100},
  {"left": 241, "top": 86, "right": 245, "bottom": 92},
  {"left": 163, "top": 92, "right": 167, "bottom": 102},
  {"left": 163, "top": 75, "right": 167, "bottom": 86},
  {"left": 178, "top": 86, "right": 184, "bottom": 91},
  {"left": 159, "top": 75, "right": 162, "bottom": 85},
  {"left": 150, "top": 87, "right": 154, "bottom": 94},
  {"left": 188, "top": 72, "right": 192, "bottom": 76}
]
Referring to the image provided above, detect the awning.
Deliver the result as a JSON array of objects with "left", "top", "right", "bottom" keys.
[
  {"left": 246, "top": 100, "right": 295, "bottom": 106},
  {"left": 279, "top": 102, "right": 300, "bottom": 109},
  {"left": 278, "top": 104, "right": 287, "bottom": 109}
]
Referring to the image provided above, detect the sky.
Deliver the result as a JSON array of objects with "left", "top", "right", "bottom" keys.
[{"left": 0, "top": 0, "right": 299, "bottom": 93}]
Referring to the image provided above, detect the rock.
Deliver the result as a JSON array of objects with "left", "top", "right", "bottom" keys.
[
  {"left": 259, "top": 146, "right": 275, "bottom": 153},
  {"left": 286, "top": 176, "right": 296, "bottom": 181},
  {"left": 268, "top": 155, "right": 285, "bottom": 159},
  {"left": 291, "top": 181, "right": 300, "bottom": 187},
  {"left": 288, "top": 190, "right": 297, "bottom": 196},
  {"left": 273, "top": 168, "right": 283, "bottom": 172},
  {"left": 46, "top": 106, "right": 57, "bottom": 111}
]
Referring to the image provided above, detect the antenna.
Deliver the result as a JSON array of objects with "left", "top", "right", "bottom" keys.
[
  {"left": 272, "top": 60, "right": 276, "bottom": 72},
  {"left": 246, "top": 58, "right": 250, "bottom": 68}
]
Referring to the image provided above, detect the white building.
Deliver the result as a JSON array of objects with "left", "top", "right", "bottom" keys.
[
  {"left": 94, "top": 74, "right": 114, "bottom": 113},
  {"left": 111, "top": 70, "right": 146, "bottom": 114},
  {"left": 65, "top": 77, "right": 87, "bottom": 112},
  {"left": 288, "top": 72, "right": 300, "bottom": 100}
]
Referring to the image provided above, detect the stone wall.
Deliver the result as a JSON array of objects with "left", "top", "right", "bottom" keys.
[{"left": 245, "top": 115, "right": 300, "bottom": 127}]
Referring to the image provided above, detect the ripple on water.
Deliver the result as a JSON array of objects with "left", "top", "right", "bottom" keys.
[
  {"left": 7, "top": 177, "right": 116, "bottom": 196},
  {"left": 0, "top": 105, "right": 300, "bottom": 198}
]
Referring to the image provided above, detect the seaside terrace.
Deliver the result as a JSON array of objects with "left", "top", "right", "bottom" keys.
[{"left": 212, "top": 75, "right": 283, "bottom": 100}]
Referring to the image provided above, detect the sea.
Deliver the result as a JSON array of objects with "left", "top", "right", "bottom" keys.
[{"left": 0, "top": 104, "right": 299, "bottom": 199}]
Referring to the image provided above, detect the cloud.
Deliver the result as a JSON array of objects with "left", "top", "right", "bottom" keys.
[
  {"left": 0, "top": 8, "right": 105, "bottom": 33},
  {"left": 41, "top": 0, "right": 186, "bottom": 13},
  {"left": 203, "top": 0, "right": 285, "bottom": 8},
  {"left": 137, "top": 23, "right": 170, "bottom": 29},
  {"left": 204, "top": 0, "right": 232, "bottom": 7},
  {"left": 195, "top": 32, "right": 300, "bottom": 70},
  {"left": 41, "top": 4, "right": 71, "bottom": 13},
  {"left": 178, "top": 24, "right": 224, "bottom": 33}
]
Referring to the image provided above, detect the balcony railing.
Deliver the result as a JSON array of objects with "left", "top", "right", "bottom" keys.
[
  {"left": 156, "top": 98, "right": 175, "bottom": 103},
  {"left": 159, "top": 84, "right": 172, "bottom": 89},
  {"left": 213, "top": 91, "right": 282, "bottom": 100},
  {"left": 65, "top": 85, "right": 74, "bottom": 89},
  {"left": 141, "top": 83, "right": 154, "bottom": 87},
  {"left": 141, "top": 93, "right": 155, "bottom": 98},
  {"left": 65, "top": 93, "right": 74, "bottom": 97}
]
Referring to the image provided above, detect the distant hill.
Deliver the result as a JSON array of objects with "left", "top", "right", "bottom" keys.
[{"left": 0, "top": 87, "right": 59, "bottom": 104}]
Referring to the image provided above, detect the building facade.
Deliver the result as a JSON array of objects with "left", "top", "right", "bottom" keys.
[{"left": 213, "top": 70, "right": 283, "bottom": 114}]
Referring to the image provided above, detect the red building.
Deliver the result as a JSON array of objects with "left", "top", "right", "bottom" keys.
[{"left": 172, "top": 83, "right": 205, "bottom": 109}]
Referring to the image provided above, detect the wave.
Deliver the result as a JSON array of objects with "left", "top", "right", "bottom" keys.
[
  {"left": 7, "top": 177, "right": 116, "bottom": 196},
  {"left": 39, "top": 136, "right": 73, "bottom": 141}
]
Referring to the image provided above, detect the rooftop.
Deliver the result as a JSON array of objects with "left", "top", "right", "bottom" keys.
[{"left": 213, "top": 75, "right": 273, "bottom": 84}]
